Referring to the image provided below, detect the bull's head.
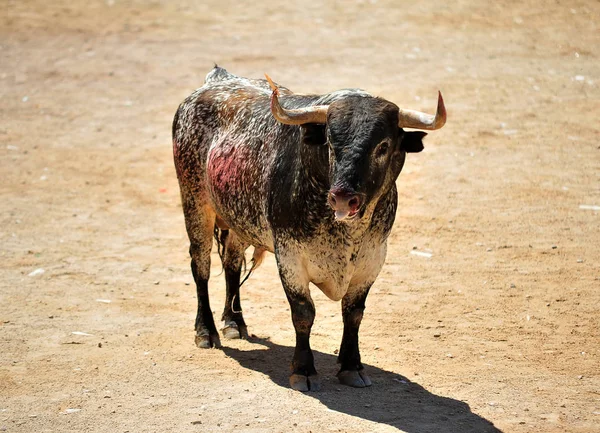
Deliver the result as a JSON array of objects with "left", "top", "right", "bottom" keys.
[{"left": 266, "top": 75, "right": 446, "bottom": 221}]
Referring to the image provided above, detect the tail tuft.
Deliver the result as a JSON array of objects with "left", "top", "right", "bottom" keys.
[
  {"left": 251, "top": 247, "right": 267, "bottom": 271},
  {"left": 239, "top": 247, "right": 267, "bottom": 287}
]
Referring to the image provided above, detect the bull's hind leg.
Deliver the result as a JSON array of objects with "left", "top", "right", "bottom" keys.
[
  {"left": 180, "top": 187, "right": 220, "bottom": 349},
  {"left": 218, "top": 229, "right": 249, "bottom": 340},
  {"left": 337, "top": 285, "right": 372, "bottom": 387}
]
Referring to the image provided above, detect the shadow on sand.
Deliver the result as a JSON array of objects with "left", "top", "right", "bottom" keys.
[{"left": 221, "top": 337, "right": 502, "bottom": 433}]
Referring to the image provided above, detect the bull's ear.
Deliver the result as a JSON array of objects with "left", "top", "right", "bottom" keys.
[
  {"left": 300, "top": 124, "right": 327, "bottom": 146},
  {"left": 400, "top": 131, "right": 427, "bottom": 153}
]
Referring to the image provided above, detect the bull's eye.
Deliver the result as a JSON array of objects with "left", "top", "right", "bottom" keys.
[{"left": 376, "top": 141, "right": 389, "bottom": 157}]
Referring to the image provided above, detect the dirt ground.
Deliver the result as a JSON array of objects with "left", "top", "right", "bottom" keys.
[{"left": 1, "top": 1, "right": 599, "bottom": 432}]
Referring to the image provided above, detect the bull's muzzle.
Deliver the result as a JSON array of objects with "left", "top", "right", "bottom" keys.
[{"left": 328, "top": 188, "right": 363, "bottom": 220}]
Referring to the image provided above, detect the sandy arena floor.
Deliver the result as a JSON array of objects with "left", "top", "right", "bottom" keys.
[{"left": 1, "top": 1, "right": 599, "bottom": 432}]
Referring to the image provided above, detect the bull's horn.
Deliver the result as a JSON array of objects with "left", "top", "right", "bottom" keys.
[
  {"left": 265, "top": 74, "right": 328, "bottom": 125},
  {"left": 398, "top": 91, "right": 446, "bottom": 130}
]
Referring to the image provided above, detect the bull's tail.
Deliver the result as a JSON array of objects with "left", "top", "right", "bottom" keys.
[{"left": 212, "top": 225, "right": 228, "bottom": 277}]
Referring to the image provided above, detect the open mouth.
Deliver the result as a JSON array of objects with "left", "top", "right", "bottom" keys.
[{"left": 334, "top": 209, "right": 359, "bottom": 221}]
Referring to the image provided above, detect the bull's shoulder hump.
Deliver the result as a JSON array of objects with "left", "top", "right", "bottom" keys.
[
  {"left": 316, "top": 89, "right": 372, "bottom": 104},
  {"left": 204, "top": 66, "right": 236, "bottom": 83}
]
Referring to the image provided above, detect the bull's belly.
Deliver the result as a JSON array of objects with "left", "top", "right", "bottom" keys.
[{"left": 210, "top": 196, "right": 274, "bottom": 251}]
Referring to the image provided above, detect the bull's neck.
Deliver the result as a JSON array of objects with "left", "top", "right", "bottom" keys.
[{"left": 297, "top": 138, "right": 329, "bottom": 189}]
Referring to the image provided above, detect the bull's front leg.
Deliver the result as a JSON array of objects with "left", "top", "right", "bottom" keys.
[
  {"left": 337, "top": 285, "right": 372, "bottom": 388},
  {"left": 276, "top": 256, "right": 320, "bottom": 392}
]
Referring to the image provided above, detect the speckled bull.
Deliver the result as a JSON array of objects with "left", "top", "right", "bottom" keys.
[{"left": 172, "top": 66, "right": 446, "bottom": 391}]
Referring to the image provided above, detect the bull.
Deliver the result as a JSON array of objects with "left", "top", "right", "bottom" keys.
[{"left": 172, "top": 66, "right": 446, "bottom": 391}]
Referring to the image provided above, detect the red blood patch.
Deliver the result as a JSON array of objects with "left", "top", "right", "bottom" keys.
[{"left": 207, "top": 144, "right": 246, "bottom": 195}]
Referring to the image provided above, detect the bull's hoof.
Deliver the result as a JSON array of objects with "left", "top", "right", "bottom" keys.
[
  {"left": 195, "top": 332, "right": 221, "bottom": 349},
  {"left": 337, "top": 370, "right": 372, "bottom": 388},
  {"left": 290, "top": 374, "right": 321, "bottom": 392},
  {"left": 221, "top": 321, "right": 249, "bottom": 340}
]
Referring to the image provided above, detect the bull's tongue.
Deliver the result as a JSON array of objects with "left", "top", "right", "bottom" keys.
[{"left": 335, "top": 209, "right": 350, "bottom": 220}]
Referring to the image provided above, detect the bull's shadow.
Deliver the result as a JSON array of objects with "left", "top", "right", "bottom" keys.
[{"left": 222, "top": 337, "right": 501, "bottom": 433}]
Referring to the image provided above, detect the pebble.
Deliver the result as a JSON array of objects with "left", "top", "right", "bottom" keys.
[
  {"left": 410, "top": 250, "right": 433, "bottom": 258},
  {"left": 63, "top": 408, "right": 81, "bottom": 414},
  {"left": 28, "top": 268, "right": 45, "bottom": 277},
  {"left": 579, "top": 205, "right": 600, "bottom": 211}
]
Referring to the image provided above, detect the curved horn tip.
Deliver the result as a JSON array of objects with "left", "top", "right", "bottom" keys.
[
  {"left": 264, "top": 73, "right": 278, "bottom": 92},
  {"left": 437, "top": 91, "right": 447, "bottom": 128}
]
